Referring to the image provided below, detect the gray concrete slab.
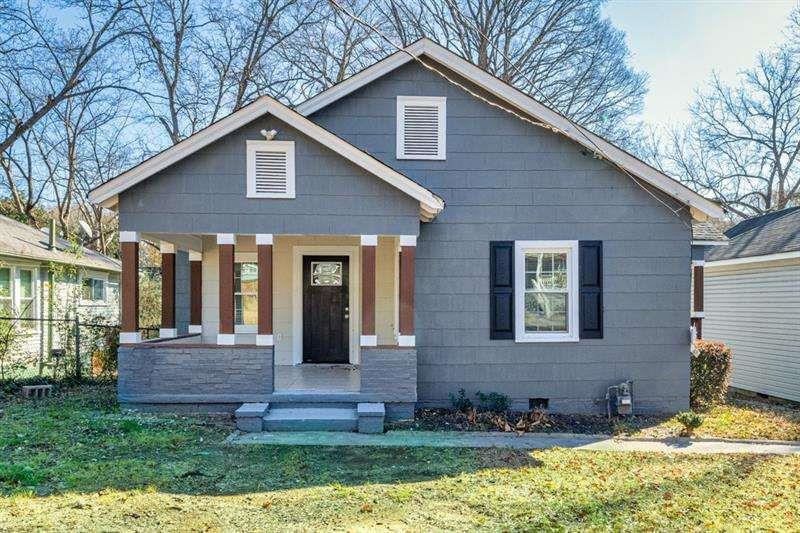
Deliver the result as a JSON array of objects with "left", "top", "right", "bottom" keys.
[{"left": 227, "top": 430, "right": 800, "bottom": 455}]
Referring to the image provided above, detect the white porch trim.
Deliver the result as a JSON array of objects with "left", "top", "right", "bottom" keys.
[
  {"left": 188, "top": 324, "right": 202, "bottom": 334},
  {"left": 120, "top": 331, "right": 141, "bottom": 344},
  {"left": 159, "top": 328, "right": 177, "bottom": 339},
  {"left": 360, "top": 335, "right": 377, "bottom": 347},
  {"left": 257, "top": 334, "right": 274, "bottom": 346},
  {"left": 398, "top": 335, "right": 416, "bottom": 347},
  {"left": 217, "top": 333, "right": 236, "bottom": 345}
]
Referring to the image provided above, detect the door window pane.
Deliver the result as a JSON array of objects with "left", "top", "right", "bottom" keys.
[{"left": 311, "top": 262, "right": 342, "bottom": 286}]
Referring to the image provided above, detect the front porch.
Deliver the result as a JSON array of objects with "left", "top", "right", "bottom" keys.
[{"left": 117, "top": 232, "right": 418, "bottom": 415}]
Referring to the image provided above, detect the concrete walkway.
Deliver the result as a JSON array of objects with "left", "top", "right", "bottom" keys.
[{"left": 228, "top": 430, "right": 800, "bottom": 455}]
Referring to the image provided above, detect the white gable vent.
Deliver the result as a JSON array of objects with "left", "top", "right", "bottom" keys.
[
  {"left": 246, "top": 140, "right": 295, "bottom": 198},
  {"left": 397, "top": 96, "right": 446, "bottom": 160}
]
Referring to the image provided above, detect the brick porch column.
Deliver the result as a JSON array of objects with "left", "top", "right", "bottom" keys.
[
  {"left": 398, "top": 235, "right": 416, "bottom": 347},
  {"left": 691, "top": 260, "right": 705, "bottom": 339},
  {"left": 119, "top": 231, "right": 141, "bottom": 344},
  {"left": 159, "top": 241, "right": 176, "bottom": 338},
  {"left": 217, "top": 233, "right": 236, "bottom": 345},
  {"left": 256, "top": 234, "right": 274, "bottom": 346},
  {"left": 360, "top": 235, "right": 377, "bottom": 347},
  {"left": 188, "top": 251, "right": 202, "bottom": 334}
]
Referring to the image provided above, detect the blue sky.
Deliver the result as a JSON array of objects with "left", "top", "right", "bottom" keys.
[{"left": 603, "top": 0, "right": 796, "bottom": 125}]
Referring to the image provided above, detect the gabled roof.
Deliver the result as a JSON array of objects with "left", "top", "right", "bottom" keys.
[
  {"left": 707, "top": 206, "right": 800, "bottom": 262},
  {"left": 297, "top": 38, "right": 723, "bottom": 221},
  {"left": 0, "top": 215, "right": 120, "bottom": 272},
  {"left": 88, "top": 95, "right": 445, "bottom": 222}
]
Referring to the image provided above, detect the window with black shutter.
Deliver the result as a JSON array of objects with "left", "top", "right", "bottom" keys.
[
  {"left": 579, "top": 241, "right": 603, "bottom": 339},
  {"left": 489, "top": 241, "right": 514, "bottom": 339}
]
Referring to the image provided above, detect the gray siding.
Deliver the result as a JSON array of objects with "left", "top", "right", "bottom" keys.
[
  {"left": 704, "top": 259, "right": 800, "bottom": 402},
  {"left": 312, "top": 61, "right": 692, "bottom": 413},
  {"left": 118, "top": 118, "right": 420, "bottom": 236}
]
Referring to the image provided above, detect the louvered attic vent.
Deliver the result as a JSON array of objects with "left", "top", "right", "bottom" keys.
[
  {"left": 397, "top": 96, "right": 446, "bottom": 160},
  {"left": 246, "top": 140, "right": 295, "bottom": 198}
]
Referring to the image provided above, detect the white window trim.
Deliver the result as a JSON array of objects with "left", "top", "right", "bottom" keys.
[
  {"left": 396, "top": 96, "right": 446, "bottom": 160},
  {"left": 79, "top": 271, "right": 109, "bottom": 306},
  {"left": 246, "top": 140, "right": 296, "bottom": 199},
  {"left": 234, "top": 254, "right": 258, "bottom": 333},
  {"left": 514, "top": 240, "right": 579, "bottom": 343},
  {"left": 1, "top": 264, "right": 40, "bottom": 329}
]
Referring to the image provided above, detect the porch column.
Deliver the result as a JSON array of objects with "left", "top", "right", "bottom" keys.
[
  {"left": 398, "top": 235, "right": 416, "bottom": 347},
  {"left": 691, "top": 260, "right": 705, "bottom": 339},
  {"left": 256, "top": 234, "right": 273, "bottom": 346},
  {"left": 360, "top": 235, "right": 377, "bottom": 347},
  {"left": 217, "top": 233, "right": 236, "bottom": 345},
  {"left": 188, "top": 251, "right": 202, "bottom": 334},
  {"left": 120, "top": 231, "right": 140, "bottom": 344},
  {"left": 159, "top": 241, "right": 176, "bottom": 338}
]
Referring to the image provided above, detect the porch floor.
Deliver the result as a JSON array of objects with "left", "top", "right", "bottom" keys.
[{"left": 274, "top": 364, "right": 360, "bottom": 393}]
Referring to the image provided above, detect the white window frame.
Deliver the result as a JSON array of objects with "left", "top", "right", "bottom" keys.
[
  {"left": 246, "top": 140, "right": 295, "bottom": 199},
  {"left": 234, "top": 253, "right": 258, "bottom": 333},
  {"left": 0, "top": 264, "right": 39, "bottom": 329},
  {"left": 514, "top": 240, "right": 579, "bottom": 343},
  {"left": 79, "top": 272, "right": 108, "bottom": 305},
  {"left": 396, "top": 96, "right": 447, "bottom": 160}
]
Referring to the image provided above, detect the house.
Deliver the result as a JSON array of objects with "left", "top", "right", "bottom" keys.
[
  {"left": 0, "top": 215, "right": 121, "bottom": 374},
  {"left": 703, "top": 207, "right": 800, "bottom": 403},
  {"left": 88, "top": 39, "right": 723, "bottom": 429}
]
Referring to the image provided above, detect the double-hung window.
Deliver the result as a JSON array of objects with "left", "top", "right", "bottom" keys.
[
  {"left": 514, "top": 241, "right": 579, "bottom": 342},
  {"left": 0, "top": 266, "right": 37, "bottom": 329},
  {"left": 234, "top": 261, "right": 258, "bottom": 332}
]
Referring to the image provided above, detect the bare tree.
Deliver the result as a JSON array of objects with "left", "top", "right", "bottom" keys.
[
  {"left": 0, "top": 0, "right": 135, "bottom": 156},
  {"left": 375, "top": 0, "right": 647, "bottom": 141},
  {"left": 650, "top": 44, "right": 800, "bottom": 218},
  {"left": 285, "top": 0, "right": 390, "bottom": 100}
]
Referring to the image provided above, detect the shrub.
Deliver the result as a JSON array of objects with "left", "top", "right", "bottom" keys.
[
  {"left": 675, "top": 411, "right": 704, "bottom": 436},
  {"left": 449, "top": 388, "right": 473, "bottom": 412},
  {"left": 475, "top": 391, "right": 511, "bottom": 413},
  {"left": 691, "top": 340, "right": 732, "bottom": 409}
]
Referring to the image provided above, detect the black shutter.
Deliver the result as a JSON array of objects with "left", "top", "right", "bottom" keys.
[
  {"left": 579, "top": 241, "right": 603, "bottom": 339},
  {"left": 490, "top": 241, "right": 514, "bottom": 339}
]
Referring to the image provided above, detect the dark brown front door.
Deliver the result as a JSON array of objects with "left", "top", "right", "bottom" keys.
[{"left": 303, "top": 256, "right": 349, "bottom": 363}]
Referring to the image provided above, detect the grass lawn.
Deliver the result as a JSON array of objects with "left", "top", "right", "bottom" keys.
[
  {"left": 619, "top": 396, "right": 800, "bottom": 441},
  {"left": 1, "top": 386, "right": 799, "bottom": 531}
]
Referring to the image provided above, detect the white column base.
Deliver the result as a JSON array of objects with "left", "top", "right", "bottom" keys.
[
  {"left": 398, "top": 335, "right": 415, "bottom": 347},
  {"left": 120, "top": 331, "right": 142, "bottom": 344},
  {"left": 188, "top": 324, "right": 202, "bottom": 334},
  {"left": 217, "top": 333, "right": 236, "bottom": 345},
  {"left": 159, "top": 328, "right": 177, "bottom": 339},
  {"left": 256, "top": 334, "right": 274, "bottom": 346},
  {"left": 360, "top": 335, "right": 377, "bottom": 347}
]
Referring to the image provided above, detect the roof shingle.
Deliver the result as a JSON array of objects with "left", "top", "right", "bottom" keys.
[{"left": 707, "top": 206, "right": 800, "bottom": 261}]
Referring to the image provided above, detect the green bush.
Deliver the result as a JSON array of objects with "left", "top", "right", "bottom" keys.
[
  {"left": 449, "top": 388, "right": 473, "bottom": 412},
  {"left": 691, "top": 340, "right": 732, "bottom": 409},
  {"left": 475, "top": 391, "right": 511, "bottom": 413},
  {"left": 675, "top": 411, "right": 704, "bottom": 436}
]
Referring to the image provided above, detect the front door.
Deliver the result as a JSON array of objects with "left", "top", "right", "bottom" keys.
[{"left": 303, "top": 256, "right": 349, "bottom": 363}]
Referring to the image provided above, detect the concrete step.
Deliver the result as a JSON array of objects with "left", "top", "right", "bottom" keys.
[{"left": 263, "top": 406, "right": 358, "bottom": 432}]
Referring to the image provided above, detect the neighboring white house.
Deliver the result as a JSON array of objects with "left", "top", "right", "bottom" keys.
[
  {"left": 703, "top": 207, "right": 800, "bottom": 403},
  {"left": 0, "top": 214, "right": 121, "bottom": 374}
]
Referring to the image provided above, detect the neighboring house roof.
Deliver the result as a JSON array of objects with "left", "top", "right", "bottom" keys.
[
  {"left": 707, "top": 206, "right": 800, "bottom": 263},
  {"left": 88, "top": 95, "right": 445, "bottom": 222},
  {"left": 691, "top": 219, "right": 731, "bottom": 244},
  {"left": 0, "top": 215, "right": 121, "bottom": 272},
  {"left": 296, "top": 38, "right": 724, "bottom": 220}
]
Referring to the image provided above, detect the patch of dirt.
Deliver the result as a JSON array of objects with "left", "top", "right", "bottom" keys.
[{"left": 391, "top": 408, "right": 671, "bottom": 436}]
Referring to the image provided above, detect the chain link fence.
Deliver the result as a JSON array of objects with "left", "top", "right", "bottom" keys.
[{"left": 0, "top": 315, "right": 157, "bottom": 382}]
